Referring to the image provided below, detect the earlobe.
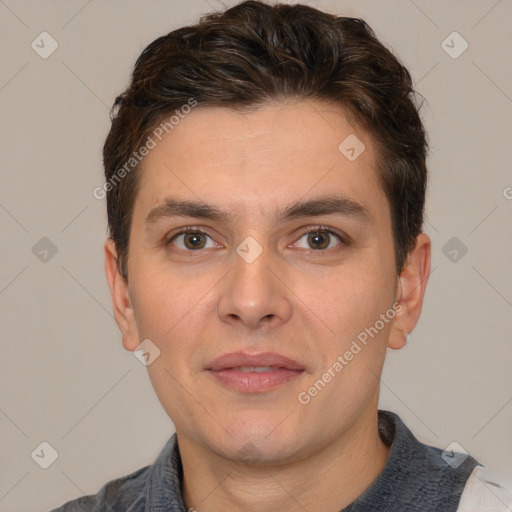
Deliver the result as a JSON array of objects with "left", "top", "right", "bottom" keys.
[
  {"left": 104, "top": 239, "right": 140, "bottom": 351},
  {"left": 387, "top": 289, "right": 408, "bottom": 350},
  {"left": 387, "top": 233, "right": 431, "bottom": 350}
]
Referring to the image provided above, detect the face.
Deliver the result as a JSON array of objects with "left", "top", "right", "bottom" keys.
[{"left": 106, "top": 100, "right": 429, "bottom": 465}]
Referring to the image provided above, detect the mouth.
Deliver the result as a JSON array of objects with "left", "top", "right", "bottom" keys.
[
  {"left": 229, "top": 366, "right": 284, "bottom": 372},
  {"left": 206, "top": 352, "right": 305, "bottom": 393}
]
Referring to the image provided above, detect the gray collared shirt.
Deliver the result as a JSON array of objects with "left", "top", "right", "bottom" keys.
[{"left": 49, "top": 410, "right": 480, "bottom": 511}]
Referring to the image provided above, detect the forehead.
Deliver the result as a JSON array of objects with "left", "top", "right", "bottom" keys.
[{"left": 134, "top": 100, "right": 386, "bottom": 222}]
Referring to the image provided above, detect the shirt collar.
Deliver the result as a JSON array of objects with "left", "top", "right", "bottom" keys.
[
  {"left": 144, "top": 430, "right": 186, "bottom": 511},
  {"left": 143, "top": 410, "right": 477, "bottom": 511}
]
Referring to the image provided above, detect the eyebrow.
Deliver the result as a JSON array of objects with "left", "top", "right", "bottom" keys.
[{"left": 145, "top": 194, "right": 371, "bottom": 227}]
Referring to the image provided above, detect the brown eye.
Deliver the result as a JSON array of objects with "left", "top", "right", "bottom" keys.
[
  {"left": 293, "top": 228, "right": 343, "bottom": 251},
  {"left": 183, "top": 232, "right": 206, "bottom": 249},
  {"left": 307, "top": 230, "right": 331, "bottom": 250},
  {"left": 169, "top": 230, "right": 216, "bottom": 251}
]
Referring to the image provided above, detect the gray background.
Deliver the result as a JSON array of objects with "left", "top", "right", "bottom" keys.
[{"left": 0, "top": 1, "right": 511, "bottom": 510}]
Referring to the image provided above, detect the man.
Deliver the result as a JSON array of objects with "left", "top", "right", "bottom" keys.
[{"left": 51, "top": 1, "right": 511, "bottom": 510}]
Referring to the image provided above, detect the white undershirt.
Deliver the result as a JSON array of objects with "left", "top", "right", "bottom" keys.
[{"left": 457, "top": 465, "right": 512, "bottom": 511}]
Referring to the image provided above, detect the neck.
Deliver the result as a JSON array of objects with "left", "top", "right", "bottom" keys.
[{"left": 178, "top": 408, "right": 390, "bottom": 512}]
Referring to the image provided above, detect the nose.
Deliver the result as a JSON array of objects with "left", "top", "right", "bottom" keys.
[{"left": 217, "top": 244, "right": 292, "bottom": 330}]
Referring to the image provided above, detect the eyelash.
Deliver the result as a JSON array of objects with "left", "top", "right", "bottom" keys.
[{"left": 165, "top": 225, "right": 348, "bottom": 251}]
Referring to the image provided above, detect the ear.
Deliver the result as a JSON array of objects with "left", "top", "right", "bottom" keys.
[
  {"left": 104, "top": 239, "right": 140, "bottom": 351},
  {"left": 388, "top": 233, "right": 431, "bottom": 350}
]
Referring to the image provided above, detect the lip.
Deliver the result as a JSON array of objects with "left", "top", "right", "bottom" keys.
[
  {"left": 206, "top": 351, "right": 305, "bottom": 393},
  {"left": 207, "top": 351, "right": 305, "bottom": 371}
]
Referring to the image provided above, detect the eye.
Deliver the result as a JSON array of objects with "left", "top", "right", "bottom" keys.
[
  {"left": 293, "top": 227, "right": 344, "bottom": 251},
  {"left": 168, "top": 228, "right": 218, "bottom": 251},
  {"left": 166, "top": 226, "right": 345, "bottom": 252}
]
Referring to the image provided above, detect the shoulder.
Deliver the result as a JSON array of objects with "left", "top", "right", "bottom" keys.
[
  {"left": 48, "top": 464, "right": 150, "bottom": 512},
  {"left": 457, "top": 465, "right": 512, "bottom": 512}
]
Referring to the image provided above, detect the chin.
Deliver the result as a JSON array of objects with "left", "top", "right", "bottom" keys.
[
  {"left": 204, "top": 413, "right": 304, "bottom": 464},
  {"left": 215, "top": 437, "right": 302, "bottom": 467}
]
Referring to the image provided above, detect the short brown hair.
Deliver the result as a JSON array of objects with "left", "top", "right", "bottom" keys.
[{"left": 103, "top": 0, "right": 428, "bottom": 278}]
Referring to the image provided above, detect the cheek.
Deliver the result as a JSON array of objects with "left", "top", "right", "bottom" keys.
[
  {"left": 130, "top": 264, "right": 205, "bottom": 335},
  {"left": 302, "top": 264, "right": 394, "bottom": 344},
  {"left": 306, "top": 272, "right": 393, "bottom": 402}
]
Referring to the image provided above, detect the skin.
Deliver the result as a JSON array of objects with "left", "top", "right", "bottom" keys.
[{"left": 105, "top": 100, "right": 431, "bottom": 512}]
